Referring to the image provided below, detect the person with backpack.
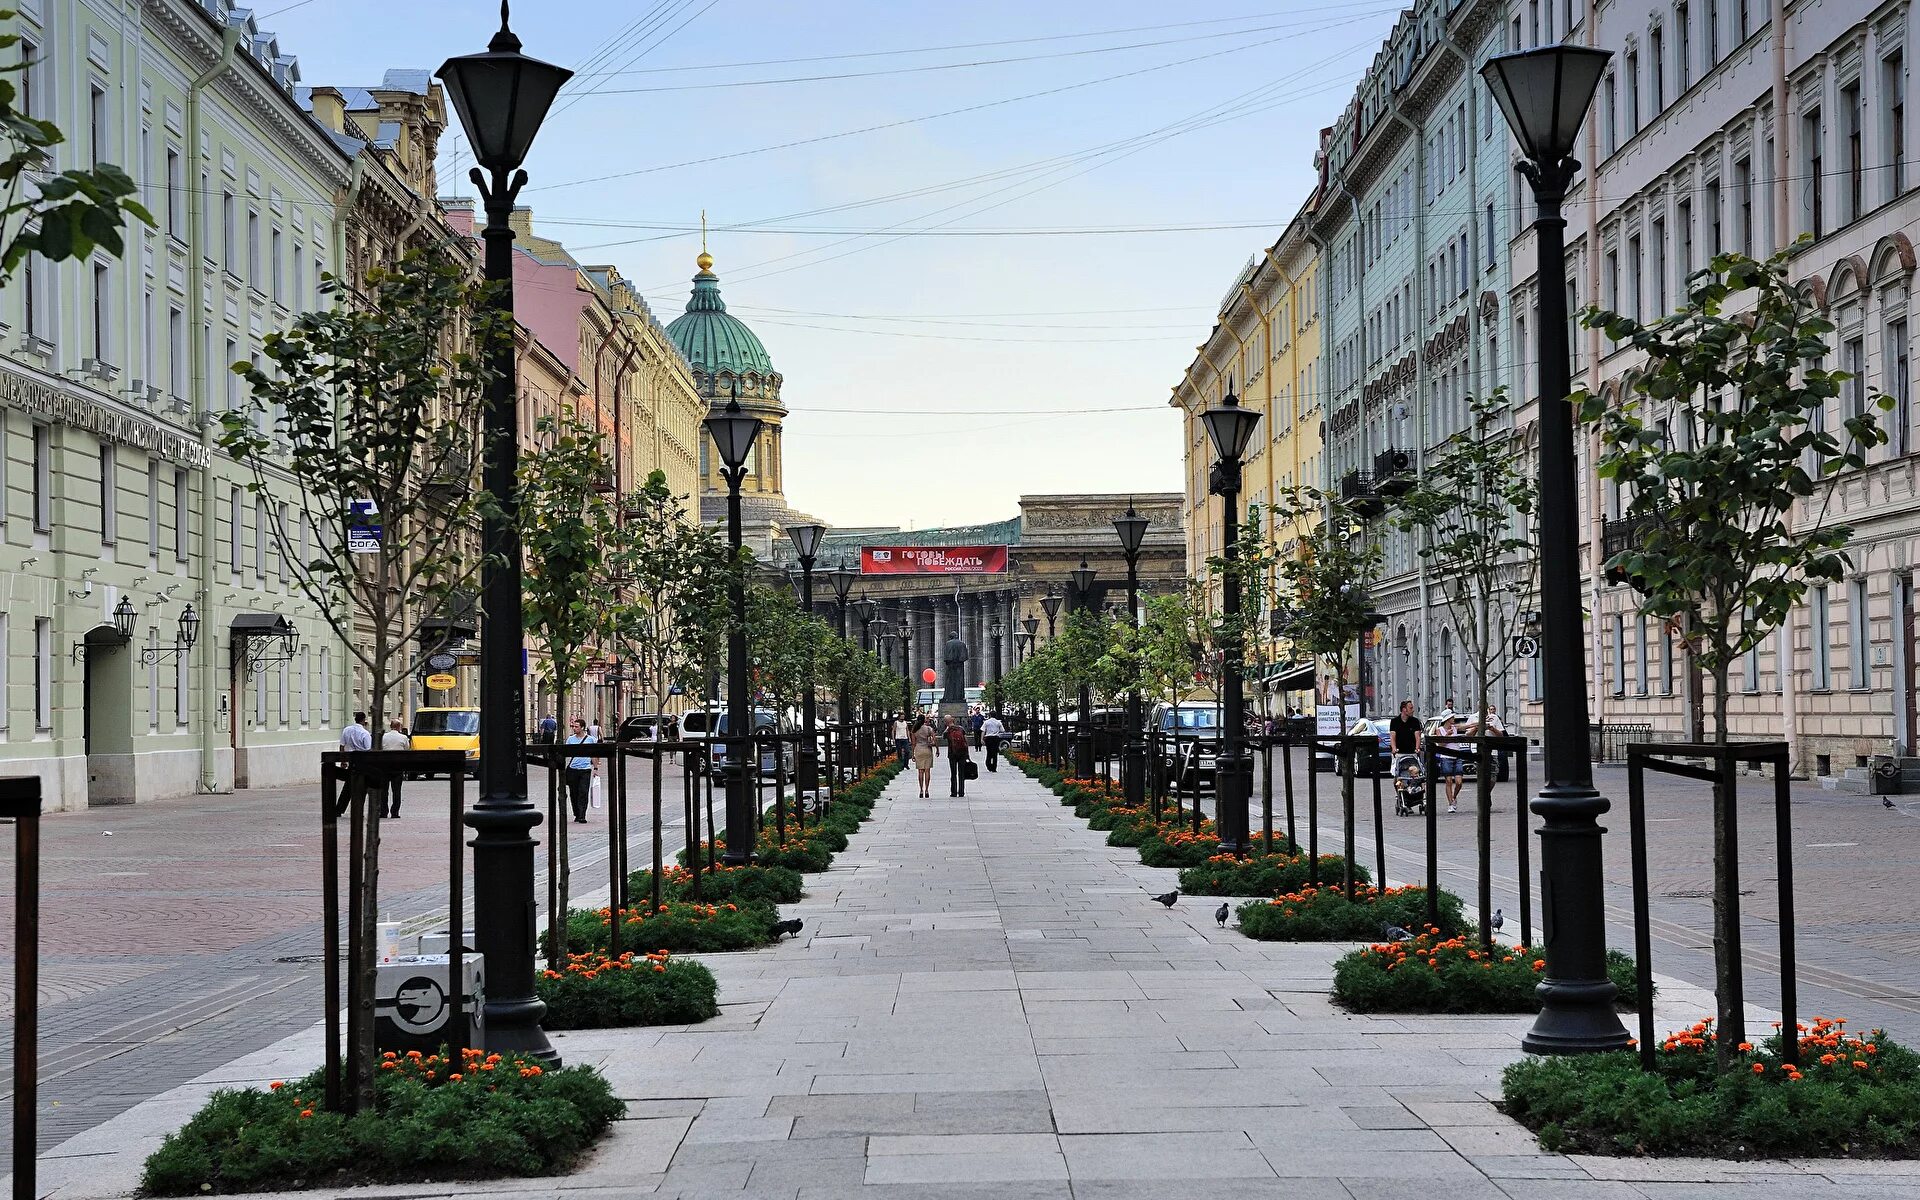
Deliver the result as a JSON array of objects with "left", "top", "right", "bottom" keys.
[{"left": 943, "top": 715, "right": 973, "bottom": 797}]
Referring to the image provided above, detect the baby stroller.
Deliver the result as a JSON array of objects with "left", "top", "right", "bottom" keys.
[{"left": 1392, "top": 753, "right": 1427, "bottom": 817}]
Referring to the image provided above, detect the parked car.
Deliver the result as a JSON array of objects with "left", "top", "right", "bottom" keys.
[
  {"left": 710, "top": 709, "right": 792, "bottom": 780},
  {"left": 618, "top": 713, "right": 679, "bottom": 741},
  {"left": 1311, "top": 718, "right": 1394, "bottom": 776},
  {"left": 1149, "top": 702, "right": 1221, "bottom": 792}
]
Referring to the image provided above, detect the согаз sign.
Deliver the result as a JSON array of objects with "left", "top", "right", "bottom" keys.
[{"left": 861, "top": 545, "right": 1008, "bottom": 575}]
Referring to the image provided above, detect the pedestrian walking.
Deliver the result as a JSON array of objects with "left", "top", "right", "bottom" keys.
[
  {"left": 535, "top": 713, "right": 558, "bottom": 744},
  {"left": 981, "top": 711, "right": 1005, "bottom": 773},
  {"left": 969, "top": 706, "right": 986, "bottom": 749},
  {"left": 1434, "top": 712, "right": 1465, "bottom": 813},
  {"left": 339, "top": 711, "right": 372, "bottom": 753},
  {"left": 587, "top": 719, "right": 602, "bottom": 742},
  {"left": 564, "top": 718, "right": 598, "bottom": 823},
  {"left": 892, "top": 714, "right": 911, "bottom": 766},
  {"left": 911, "top": 716, "right": 938, "bottom": 797},
  {"left": 944, "top": 716, "right": 972, "bottom": 797},
  {"left": 380, "top": 719, "right": 411, "bottom": 818}
]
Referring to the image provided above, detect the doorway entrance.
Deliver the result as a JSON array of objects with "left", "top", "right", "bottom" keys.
[
  {"left": 83, "top": 625, "right": 136, "bottom": 805},
  {"left": 1901, "top": 573, "right": 1916, "bottom": 756}
]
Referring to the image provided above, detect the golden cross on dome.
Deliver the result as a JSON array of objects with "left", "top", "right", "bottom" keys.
[{"left": 697, "top": 210, "right": 713, "bottom": 271}]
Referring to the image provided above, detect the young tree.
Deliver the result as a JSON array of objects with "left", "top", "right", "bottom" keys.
[
  {"left": 223, "top": 249, "right": 506, "bottom": 1109},
  {"left": 1391, "top": 387, "right": 1538, "bottom": 945},
  {"left": 603, "top": 470, "right": 731, "bottom": 714},
  {"left": 1577, "top": 246, "right": 1891, "bottom": 1061},
  {"left": 518, "top": 407, "right": 615, "bottom": 965},
  {"left": 1274, "top": 489, "right": 1384, "bottom": 898},
  {"left": 0, "top": 18, "right": 151, "bottom": 282}
]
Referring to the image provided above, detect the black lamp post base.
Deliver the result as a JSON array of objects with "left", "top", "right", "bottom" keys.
[
  {"left": 464, "top": 797, "right": 557, "bottom": 1066},
  {"left": 1523, "top": 784, "right": 1630, "bottom": 1054},
  {"left": 1211, "top": 753, "right": 1253, "bottom": 855},
  {"left": 1073, "top": 733, "right": 1095, "bottom": 780},
  {"left": 1521, "top": 977, "right": 1631, "bottom": 1054},
  {"left": 1122, "top": 740, "right": 1146, "bottom": 809},
  {"left": 795, "top": 747, "right": 820, "bottom": 798}
]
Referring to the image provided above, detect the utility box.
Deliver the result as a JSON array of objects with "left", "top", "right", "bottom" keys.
[
  {"left": 374, "top": 954, "right": 484, "bottom": 1056},
  {"left": 1870, "top": 756, "right": 1904, "bottom": 796}
]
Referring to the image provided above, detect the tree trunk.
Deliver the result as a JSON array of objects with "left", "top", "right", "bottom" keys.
[
  {"left": 353, "top": 660, "right": 388, "bottom": 1114},
  {"left": 1473, "top": 682, "right": 1493, "bottom": 951},
  {"left": 1709, "top": 662, "right": 1745, "bottom": 1069},
  {"left": 1335, "top": 661, "right": 1355, "bottom": 900}
]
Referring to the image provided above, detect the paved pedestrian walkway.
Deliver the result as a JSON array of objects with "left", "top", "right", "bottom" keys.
[{"left": 25, "top": 761, "right": 1920, "bottom": 1198}]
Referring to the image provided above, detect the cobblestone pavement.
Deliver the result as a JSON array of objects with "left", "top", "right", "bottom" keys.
[
  {"left": 1240, "top": 746, "right": 1920, "bottom": 1042},
  {"left": 0, "top": 753, "right": 706, "bottom": 1157},
  {"left": 29, "top": 756, "right": 1920, "bottom": 1199}
]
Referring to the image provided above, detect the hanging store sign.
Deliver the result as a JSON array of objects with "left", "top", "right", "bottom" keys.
[
  {"left": 0, "top": 367, "right": 211, "bottom": 467},
  {"left": 860, "top": 545, "right": 1009, "bottom": 575},
  {"left": 424, "top": 672, "right": 458, "bottom": 691}
]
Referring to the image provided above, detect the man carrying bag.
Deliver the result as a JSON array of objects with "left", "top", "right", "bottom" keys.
[{"left": 943, "top": 716, "right": 974, "bottom": 797}]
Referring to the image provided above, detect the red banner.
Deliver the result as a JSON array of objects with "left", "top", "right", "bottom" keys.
[{"left": 861, "top": 545, "right": 1008, "bottom": 575}]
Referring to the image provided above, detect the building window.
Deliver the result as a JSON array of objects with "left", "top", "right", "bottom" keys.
[
  {"left": 165, "top": 148, "right": 183, "bottom": 237},
  {"left": 1626, "top": 51, "right": 1641, "bottom": 135},
  {"left": 146, "top": 459, "right": 159, "bottom": 553},
  {"left": 1889, "top": 53, "right": 1908, "bottom": 200},
  {"left": 1611, "top": 615, "right": 1625, "bottom": 695},
  {"left": 247, "top": 210, "right": 260, "bottom": 287},
  {"left": 270, "top": 228, "right": 283, "bottom": 302},
  {"left": 222, "top": 192, "right": 237, "bottom": 270},
  {"left": 34, "top": 617, "right": 51, "bottom": 731},
  {"left": 99, "top": 445, "right": 116, "bottom": 544},
  {"left": 168, "top": 307, "right": 185, "bottom": 399},
  {"left": 1651, "top": 29, "right": 1665, "bottom": 113},
  {"left": 1733, "top": 158, "right": 1752, "bottom": 255},
  {"left": 1889, "top": 318, "right": 1910, "bottom": 457},
  {"left": 1676, "top": 198, "right": 1693, "bottom": 277},
  {"left": 1842, "top": 81, "right": 1863, "bottom": 224},
  {"left": 1651, "top": 217, "right": 1667, "bottom": 314},
  {"left": 1803, "top": 107, "right": 1825, "bottom": 237},
  {"left": 1743, "top": 626, "right": 1760, "bottom": 692},
  {"left": 229, "top": 485, "right": 243, "bottom": 575},
  {"left": 1849, "top": 577, "right": 1870, "bottom": 689},
  {"left": 1677, "top": 4, "right": 1691, "bottom": 90},
  {"left": 1706, "top": 0, "right": 1720, "bottom": 63},
  {"left": 1636, "top": 614, "right": 1649, "bottom": 695},
  {"left": 89, "top": 83, "right": 107, "bottom": 165},
  {"left": 92, "top": 262, "right": 110, "bottom": 363},
  {"left": 1812, "top": 585, "right": 1831, "bottom": 689},
  {"left": 1663, "top": 622, "right": 1677, "bottom": 694},
  {"left": 32, "top": 424, "right": 51, "bottom": 532},
  {"left": 1627, "top": 235, "right": 1642, "bottom": 322},
  {"left": 224, "top": 339, "right": 239, "bottom": 412},
  {"left": 175, "top": 652, "right": 189, "bottom": 726},
  {"left": 254, "top": 496, "right": 268, "bottom": 577},
  {"left": 173, "top": 468, "right": 190, "bottom": 561},
  {"left": 1604, "top": 73, "right": 1618, "bottom": 154}
]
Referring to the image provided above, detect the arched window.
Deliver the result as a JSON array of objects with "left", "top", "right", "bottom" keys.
[{"left": 1439, "top": 628, "right": 1455, "bottom": 709}]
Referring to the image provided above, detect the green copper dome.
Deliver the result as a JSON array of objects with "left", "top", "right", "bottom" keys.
[{"left": 665, "top": 252, "right": 776, "bottom": 377}]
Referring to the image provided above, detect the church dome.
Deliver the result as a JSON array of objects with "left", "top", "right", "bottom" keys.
[{"left": 665, "top": 252, "right": 776, "bottom": 377}]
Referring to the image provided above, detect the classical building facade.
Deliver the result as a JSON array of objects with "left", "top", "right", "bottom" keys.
[
  {"left": 1555, "top": 0, "right": 1920, "bottom": 775},
  {"left": 1172, "top": 200, "right": 1325, "bottom": 679}
]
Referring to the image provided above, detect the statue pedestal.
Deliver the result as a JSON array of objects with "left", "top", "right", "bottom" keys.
[{"left": 938, "top": 700, "right": 969, "bottom": 720}]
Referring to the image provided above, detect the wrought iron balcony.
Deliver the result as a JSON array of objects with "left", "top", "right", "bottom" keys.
[
  {"left": 1340, "top": 470, "right": 1386, "bottom": 519},
  {"left": 1600, "top": 514, "right": 1654, "bottom": 589},
  {"left": 1372, "top": 448, "right": 1414, "bottom": 497}
]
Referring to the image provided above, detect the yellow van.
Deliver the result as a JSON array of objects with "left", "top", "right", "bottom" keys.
[{"left": 411, "top": 707, "right": 481, "bottom": 777}]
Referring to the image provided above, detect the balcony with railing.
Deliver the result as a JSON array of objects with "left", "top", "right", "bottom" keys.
[
  {"left": 1340, "top": 470, "right": 1386, "bottom": 518},
  {"left": 1372, "top": 448, "right": 1414, "bottom": 497},
  {"left": 1600, "top": 513, "right": 1654, "bottom": 589}
]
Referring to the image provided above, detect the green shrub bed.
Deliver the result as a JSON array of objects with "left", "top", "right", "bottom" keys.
[
  {"left": 628, "top": 862, "right": 804, "bottom": 908},
  {"left": 140, "top": 1050, "right": 621, "bottom": 1195},
  {"left": 1236, "top": 884, "right": 1465, "bottom": 941},
  {"left": 540, "top": 949, "right": 720, "bottom": 1029},
  {"left": 1331, "top": 930, "right": 1643, "bottom": 1014},
  {"left": 564, "top": 899, "right": 776, "bottom": 954},
  {"left": 1176, "top": 850, "right": 1358, "bottom": 897},
  {"left": 1137, "top": 822, "right": 1228, "bottom": 868},
  {"left": 1502, "top": 1017, "right": 1920, "bottom": 1157}
]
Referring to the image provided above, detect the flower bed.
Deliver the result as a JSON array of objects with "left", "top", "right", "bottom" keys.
[
  {"left": 540, "top": 949, "right": 719, "bottom": 1029},
  {"left": 140, "top": 1050, "right": 622, "bottom": 1195},
  {"left": 1332, "top": 930, "right": 1642, "bottom": 1013},
  {"left": 1502, "top": 1017, "right": 1920, "bottom": 1157},
  {"left": 1236, "top": 884, "right": 1465, "bottom": 941},
  {"left": 1176, "top": 850, "right": 1355, "bottom": 897},
  {"left": 1137, "top": 822, "right": 1229, "bottom": 868},
  {"left": 628, "top": 862, "right": 804, "bottom": 908},
  {"left": 564, "top": 899, "right": 776, "bottom": 954}
]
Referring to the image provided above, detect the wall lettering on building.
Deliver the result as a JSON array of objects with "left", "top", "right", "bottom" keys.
[{"left": 0, "top": 368, "right": 211, "bottom": 468}]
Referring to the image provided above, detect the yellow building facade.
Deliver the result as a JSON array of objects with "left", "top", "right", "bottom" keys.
[{"left": 1172, "top": 201, "right": 1322, "bottom": 680}]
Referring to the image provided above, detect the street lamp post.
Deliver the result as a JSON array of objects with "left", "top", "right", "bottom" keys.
[
  {"left": 855, "top": 596, "right": 879, "bottom": 757},
  {"left": 1069, "top": 557, "right": 1098, "bottom": 779},
  {"left": 1040, "top": 590, "right": 1064, "bottom": 765},
  {"left": 1482, "top": 44, "right": 1628, "bottom": 1055},
  {"left": 436, "top": 1, "right": 571, "bottom": 1063},
  {"left": 896, "top": 619, "right": 913, "bottom": 709},
  {"left": 1112, "top": 501, "right": 1150, "bottom": 813},
  {"left": 1201, "top": 384, "right": 1263, "bottom": 857},
  {"left": 704, "top": 393, "right": 763, "bottom": 866},
  {"left": 787, "top": 523, "right": 827, "bottom": 800},
  {"left": 988, "top": 621, "right": 1004, "bottom": 700},
  {"left": 827, "top": 564, "right": 857, "bottom": 768}
]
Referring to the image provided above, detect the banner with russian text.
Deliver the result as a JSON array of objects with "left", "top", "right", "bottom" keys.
[{"left": 861, "top": 545, "right": 1009, "bottom": 575}]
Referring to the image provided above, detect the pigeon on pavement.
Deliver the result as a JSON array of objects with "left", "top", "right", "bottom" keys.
[
  {"left": 771, "top": 918, "right": 804, "bottom": 940},
  {"left": 1490, "top": 908, "right": 1504, "bottom": 933},
  {"left": 1381, "top": 922, "right": 1413, "bottom": 942},
  {"left": 1149, "top": 890, "right": 1179, "bottom": 907},
  {"left": 1887, "top": 798, "right": 1899, "bottom": 809},
  {"left": 1215, "top": 902, "right": 1230, "bottom": 927}
]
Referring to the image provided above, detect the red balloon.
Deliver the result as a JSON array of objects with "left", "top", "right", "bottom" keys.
[{"left": 921, "top": 668, "right": 937, "bottom": 684}]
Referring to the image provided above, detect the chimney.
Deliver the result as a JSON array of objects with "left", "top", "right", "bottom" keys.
[
  {"left": 509, "top": 206, "right": 535, "bottom": 242},
  {"left": 308, "top": 85, "right": 346, "bottom": 133}
]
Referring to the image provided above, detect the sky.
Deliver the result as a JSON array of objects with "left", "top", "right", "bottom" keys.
[{"left": 262, "top": 0, "right": 1405, "bottom": 529}]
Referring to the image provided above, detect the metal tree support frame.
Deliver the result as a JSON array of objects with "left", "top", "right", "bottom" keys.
[
  {"left": 320, "top": 750, "right": 467, "bottom": 1114},
  {"left": 1422, "top": 734, "right": 1531, "bottom": 947},
  {"left": 4, "top": 776, "right": 42, "bottom": 1200},
  {"left": 1625, "top": 741, "right": 1797, "bottom": 1071},
  {"left": 1303, "top": 734, "right": 1376, "bottom": 893}
]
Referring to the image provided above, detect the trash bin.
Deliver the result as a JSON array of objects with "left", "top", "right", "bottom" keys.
[
  {"left": 375, "top": 954, "right": 484, "bottom": 1056},
  {"left": 1870, "top": 756, "right": 1903, "bottom": 796}
]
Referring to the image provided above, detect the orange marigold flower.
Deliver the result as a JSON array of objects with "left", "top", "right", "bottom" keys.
[
  {"left": 1751, "top": 1063, "right": 1766, "bottom": 1074},
  {"left": 1737, "top": 1042, "right": 1754, "bottom": 1052},
  {"left": 269, "top": 1081, "right": 285, "bottom": 1091}
]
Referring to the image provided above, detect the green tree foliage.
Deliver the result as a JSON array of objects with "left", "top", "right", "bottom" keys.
[
  {"left": 602, "top": 471, "right": 731, "bottom": 711},
  {"left": 1273, "top": 489, "right": 1382, "bottom": 731},
  {"left": 1576, "top": 246, "right": 1891, "bottom": 1064},
  {"left": 222, "top": 249, "right": 506, "bottom": 1111},
  {"left": 0, "top": 17, "right": 151, "bottom": 280}
]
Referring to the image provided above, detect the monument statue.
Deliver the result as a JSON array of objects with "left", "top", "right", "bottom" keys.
[{"left": 941, "top": 629, "right": 970, "bottom": 707}]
